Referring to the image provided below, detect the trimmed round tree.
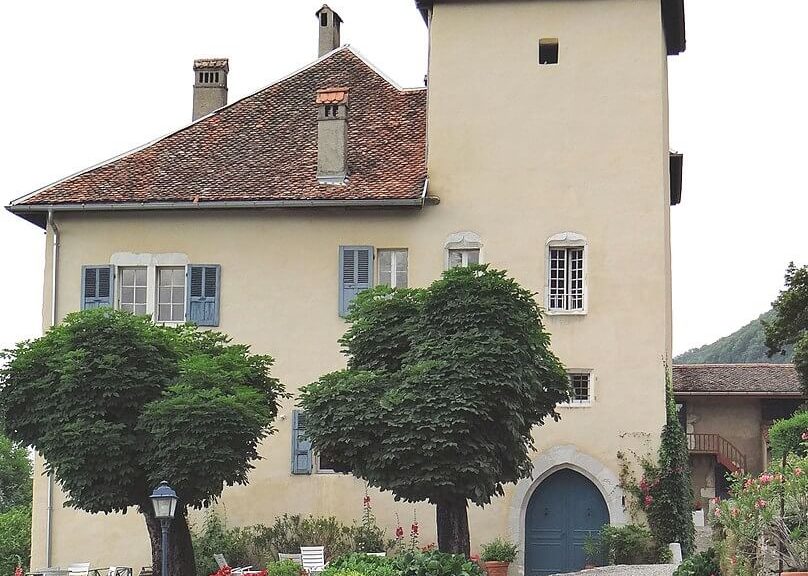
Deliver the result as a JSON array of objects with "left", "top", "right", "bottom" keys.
[
  {"left": 0, "top": 309, "right": 284, "bottom": 576},
  {"left": 300, "top": 266, "right": 570, "bottom": 555}
]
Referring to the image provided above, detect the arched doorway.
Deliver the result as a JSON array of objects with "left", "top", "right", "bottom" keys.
[{"left": 525, "top": 468, "right": 610, "bottom": 575}]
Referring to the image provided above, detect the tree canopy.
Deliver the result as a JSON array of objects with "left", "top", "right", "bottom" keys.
[
  {"left": 0, "top": 308, "right": 284, "bottom": 576},
  {"left": 300, "top": 266, "right": 570, "bottom": 554},
  {"left": 765, "top": 263, "right": 808, "bottom": 394},
  {"left": 0, "top": 434, "right": 31, "bottom": 514}
]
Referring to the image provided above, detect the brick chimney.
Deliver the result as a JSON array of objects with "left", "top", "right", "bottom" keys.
[
  {"left": 192, "top": 58, "right": 229, "bottom": 121},
  {"left": 316, "top": 88, "right": 349, "bottom": 184},
  {"left": 316, "top": 5, "right": 342, "bottom": 57}
]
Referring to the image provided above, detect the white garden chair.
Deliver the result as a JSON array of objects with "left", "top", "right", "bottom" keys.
[
  {"left": 364, "top": 553, "right": 386, "bottom": 557},
  {"left": 300, "top": 547, "right": 327, "bottom": 575},
  {"left": 213, "top": 554, "right": 259, "bottom": 576}
]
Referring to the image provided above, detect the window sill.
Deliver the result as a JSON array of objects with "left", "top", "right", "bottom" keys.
[
  {"left": 546, "top": 309, "right": 588, "bottom": 317},
  {"left": 559, "top": 402, "right": 593, "bottom": 409}
]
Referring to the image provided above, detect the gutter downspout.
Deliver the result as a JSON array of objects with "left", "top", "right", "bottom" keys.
[{"left": 45, "top": 209, "right": 59, "bottom": 567}]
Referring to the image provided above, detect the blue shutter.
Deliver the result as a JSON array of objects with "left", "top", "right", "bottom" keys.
[
  {"left": 186, "top": 265, "right": 221, "bottom": 326},
  {"left": 339, "top": 246, "right": 373, "bottom": 317},
  {"left": 81, "top": 265, "right": 114, "bottom": 310},
  {"left": 291, "top": 410, "right": 312, "bottom": 475}
]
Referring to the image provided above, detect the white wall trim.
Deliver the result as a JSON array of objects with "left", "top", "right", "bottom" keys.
[{"left": 506, "top": 445, "right": 626, "bottom": 575}]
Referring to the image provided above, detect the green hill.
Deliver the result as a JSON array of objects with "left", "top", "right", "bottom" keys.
[{"left": 675, "top": 310, "right": 795, "bottom": 364}]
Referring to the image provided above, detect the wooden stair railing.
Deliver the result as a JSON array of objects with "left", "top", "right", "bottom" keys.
[{"left": 687, "top": 433, "right": 747, "bottom": 473}]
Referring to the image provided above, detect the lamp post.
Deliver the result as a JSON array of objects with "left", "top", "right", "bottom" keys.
[{"left": 150, "top": 482, "right": 179, "bottom": 576}]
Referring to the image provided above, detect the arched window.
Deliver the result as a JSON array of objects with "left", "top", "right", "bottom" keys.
[
  {"left": 444, "top": 231, "right": 483, "bottom": 270},
  {"left": 546, "top": 232, "right": 587, "bottom": 314}
]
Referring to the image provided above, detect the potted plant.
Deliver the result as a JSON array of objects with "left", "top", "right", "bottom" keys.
[{"left": 480, "top": 538, "right": 518, "bottom": 576}]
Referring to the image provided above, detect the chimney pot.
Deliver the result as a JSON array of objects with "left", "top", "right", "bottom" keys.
[
  {"left": 192, "top": 58, "right": 229, "bottom": 121},
  {"left": 316, "top": 5, "right": 343, "bottom": 57}
]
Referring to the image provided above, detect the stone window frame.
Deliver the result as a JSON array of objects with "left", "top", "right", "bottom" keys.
[
  {"left": 444, "top": 231, "right": 483, "bottom": 270},
  {"left": 545, "top": 232, "right": 588, "bottom": 315}
]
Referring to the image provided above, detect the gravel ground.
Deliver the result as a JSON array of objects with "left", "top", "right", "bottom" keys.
[{"left": 558, "top": 564, "right": 677, "bottom": 576}]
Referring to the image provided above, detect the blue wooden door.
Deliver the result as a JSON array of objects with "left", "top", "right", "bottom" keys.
[{"left": 525, "top": 469, "right": 609, "bottom": 576}]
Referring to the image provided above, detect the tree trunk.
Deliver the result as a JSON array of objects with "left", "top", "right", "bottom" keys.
[
  {"left": 436, "top": 498, "right": 470, "bottom": 556},
  {"left": 144, "top": 506, "right": 197, "bottom": 576}
]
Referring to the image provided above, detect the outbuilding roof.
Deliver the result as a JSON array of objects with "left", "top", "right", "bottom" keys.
[
  {"left": 672, "top": 364, "right": 804, "bottom": 397},
  {"left": 7, "top": 47, "right": 428, "bottom": 227}
]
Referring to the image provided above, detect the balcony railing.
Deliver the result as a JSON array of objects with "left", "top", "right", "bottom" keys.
[{"left": 687, "top": 433, "right": 747, "bottom": 473}]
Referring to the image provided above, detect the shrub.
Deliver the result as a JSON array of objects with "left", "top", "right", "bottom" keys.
[
  {"left": 769, "top": 411, "right": 808, "bottom": 459},
  {"left": 673, "top": 548, "right": 720, "bottom": 576},
  {"left": 266, "top": 560, "right": 302, "bottom": 576},
  {"left": 0, "top": 506, "right": 31, "bottom": 575},
  {"left": 712, "top": 452, "right": 808, "bottom": 575},
  {"left": 394, "top": 550, "right": 484, "bottom": 576},
  {"left": 480, "top": 539, "right": 518, "bottom": 563},
  {"left": 191, "top": 512, "right": 259, "bottom": 576},
  {"left": 584, "top": 524, "right": 668, "bottom": 566},
  {"left": 260, "top": 514, "right": 355, "bottom": 559},
  {"left": 323, "top": 554, "right": 398, "bottom": 576}
]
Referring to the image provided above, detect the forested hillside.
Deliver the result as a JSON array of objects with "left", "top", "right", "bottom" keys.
[{"left": 675, "top": 310, "right": 795, "bottom": 364}]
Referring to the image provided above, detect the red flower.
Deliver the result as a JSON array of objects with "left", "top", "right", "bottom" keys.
[
  {"left": 644, "top": 495, "right": 654, "bottom": 507},
  {"left": 396, "top": 526, "right": 404, "bottom": 539},
  {"left": 363, "top": 495, "right": 371, "bottom": 505},
  {"left": 411, "top": 522, "right": 419, "bottom": 535}
]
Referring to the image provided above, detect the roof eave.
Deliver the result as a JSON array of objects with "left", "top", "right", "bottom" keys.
[
  {"left": 6, "top": 196, "right": 426, "bottom": 229},
  {"left": 415, "top": 0, "right": 686, "bottom": 55}
]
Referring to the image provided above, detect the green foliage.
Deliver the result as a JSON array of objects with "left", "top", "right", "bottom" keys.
[
  {"left": 394, "top": 550, "right": 484, "bottom": 576},
  {"left": 769, "top": 411, "right": 808, "bottom": 459},
  {"left": 261, "top": 513, "right": 355, "bottom": 558},
  {"left": 712, "top": 455, "right": 808, "bottom": 575},
  {"left": 324, "top": 554, "right": 398, "bottom": 576},
  {"left": 672, "top": 548, "right": 720, "bottom": 576},
  {"left": 0, "top": 308, "right": 284, "bottom": 516},
  {"left": 0, "top": 434, "right": 31, "bottom": 513},
  {"left": 191, "top": 511, "right": 262, "bottom": 576},
  {"left": 353, "top": 492, "right": 387, "bottom": 553},
  {"left": 676, "top": 310, "right": 793, "bottom": 365},
  {"left": 583, "top": 524, "right": 668, "bottom": 566},
  {"left": 266, "top": 560, "right": 302, "bottom": 576},
  {"left": 300, "top": 266, "right": 569, "bottom": 512},
  {"left": 644, "top": 373, "right": 695, "bottom": 557},
  {"left": 479, "top": 538, "right": 518, "bottom": 563},
  {"left": 765, "top": 263, "right": 808, "bottom": 393},
  {"left": 0, "top": 505, "right": 31, "bottom": 574}
]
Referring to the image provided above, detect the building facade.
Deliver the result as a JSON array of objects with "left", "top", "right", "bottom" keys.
[
  {"left": 673, "top": 364, "right": 805, "bottom": 505},
  {"left": 8, "top": 1, "right": 685, "bottom": 574}
]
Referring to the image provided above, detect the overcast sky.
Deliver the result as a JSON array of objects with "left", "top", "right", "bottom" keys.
[{"left": 0, "top": 0, "right": 806, "bottom": 356}]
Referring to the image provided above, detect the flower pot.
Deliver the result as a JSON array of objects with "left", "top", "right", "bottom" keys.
[
  {"left": 781, "top": 572, "right": 808, "bottom": 576},
  {"left": 692, "top": 510, "right": 705, "bottom": 527},
  {"left": 484, "top": 561, "right": 510, "bottom": 576}
]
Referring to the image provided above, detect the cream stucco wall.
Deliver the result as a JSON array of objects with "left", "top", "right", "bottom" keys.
[{"left": 29, "top": 0, "right": 674, "bottom": 571}]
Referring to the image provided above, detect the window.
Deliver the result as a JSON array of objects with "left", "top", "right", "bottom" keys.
[
  {"left": 448, "top": 249, "right": 480, "bottom": 269},
  {"left": 539, "top": 38, "right": 559, "bottom": 65},
  {"left": 549, "top": 247, "right": 584, "bottom": 311},
  {"left": 568, "top": 372, "right": 592, "bottom": 404},
  {"left": 291, "top": 410, "right": 312, "bottom": 475},
  {"left": 379, "top": 249, "right": 408, "bottom": 288},
  {"left": 81, "top": 265, "right": 114, "bottom": 309},
  {"left": 157, "top": 267, "right": 186, "bottom": 322},
  {"left": 118, "top": 267, "right": 147, "bottom": 315},
  {"left": 445, "top": 231, "right": 483, "bottom": 269},
  {"left": 316, "top": 452, "right": 337, "bottom": 474}
]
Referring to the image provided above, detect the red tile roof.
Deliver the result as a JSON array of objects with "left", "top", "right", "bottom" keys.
[
  {"left": 316, "top": 87, "right": 350, "bottom": 105},
  {"left": 9, "top": 47, "right": 427, "bottom": 212},
  {"left": 673, "top": 364, "right": 804, "bottom": 396}
]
